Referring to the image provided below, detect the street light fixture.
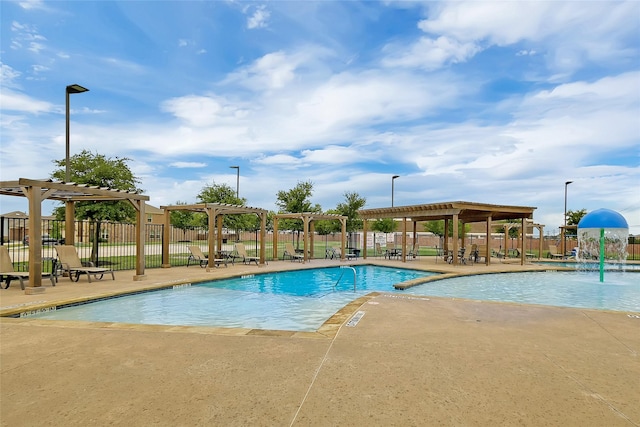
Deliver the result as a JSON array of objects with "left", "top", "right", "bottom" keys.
[
  {"left": 563, "top": 180, "right": 573, "bottom": 256},
  {"left": 65, "top": 84, "right": 89, "bottom": 182},
  {"left": 230, "top": 166, "right": 240, "bottom": 199},
  {"left": 391, "top": 175, "right": 400, "bottom": 207}
]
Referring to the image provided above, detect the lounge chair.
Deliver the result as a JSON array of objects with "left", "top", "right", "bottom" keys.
[
  {"left": 283, "top": 243, "right": 304, "bottom": 262},
  {"left": 187, "top": 246, "right": 227, "bottom": 268},
  {"left": 333, "top": 248, "right": 357, "bottom": 261},
  {"left": 55, "top": 245, "right": 115, "bottom": 283},
  {"left": 374, "top": 243, "right": 385, "bottom": 258},
  {"left": 547, "top": 245, "right": 564, "bottom": 259},
  {"left": 407, "top": 244, "right": 420, "bottom": 260},
  {"left": 234, "top": 243, "right": 260, "bottom": 265},
  {"left": 1, "top": 246, "right": 55, "bottom": 290}
]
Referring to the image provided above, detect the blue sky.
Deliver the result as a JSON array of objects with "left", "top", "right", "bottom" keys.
[{"left": 1, "top": 0, "right": 639, "bottom": 235}]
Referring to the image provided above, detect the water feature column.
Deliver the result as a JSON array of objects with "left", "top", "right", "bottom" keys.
[{"left": 577, "top": 208, "right": 629, "bottom": 282}]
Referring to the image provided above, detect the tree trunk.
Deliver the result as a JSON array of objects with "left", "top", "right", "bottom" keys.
[{"left": 91, "top": 221, "right": 101, "bottom": 266}]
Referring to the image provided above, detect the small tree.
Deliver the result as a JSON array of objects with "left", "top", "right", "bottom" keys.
[
  {"left": 51, "top": 150, "right": 143, "bottom": 264},
  {"left": 566, "top": 209, "right": 587, "bottom": 237},
  {"left": 170, "top": 201, "right": 198, "bottom": 241},
  {"left": 335, "top": 192, "right": 366, "bottom": 247},
  {"left": 197, "top": 181, "right": 253, "bottom": 234},
  {"left": 275, "top": 181, "right": 321, "bottom": 247},
  {"left": 424, "top": 220, "right": 469, "bottom": 247}
]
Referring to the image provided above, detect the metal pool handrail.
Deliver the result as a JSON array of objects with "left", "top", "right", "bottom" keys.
[{"left": 334, "top": 266, "right": 357, "bottom": 291}]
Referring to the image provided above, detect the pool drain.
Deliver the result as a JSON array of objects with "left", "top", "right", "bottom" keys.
[{"left": 346, "top": 310, "right": 365, "bottom": 327}]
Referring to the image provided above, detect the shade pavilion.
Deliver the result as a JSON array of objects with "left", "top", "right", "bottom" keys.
[
  {"left": 0, "top": 178, "right": 149, "bottom": 292},
  {"left": 358, "top": 201, "right": 536, "bottom": 265},
  {"left": 273, "top": 213, "right": 348, "bottom": 262},
  {"left": 159, "top": 203, "right": 268, "bottom": 268}
]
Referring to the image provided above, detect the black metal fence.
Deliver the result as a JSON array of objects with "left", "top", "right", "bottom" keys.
[
  {"left": 3, "top": 216, "right": 638, "bottom": 273},
  {"left": 0, "top": 217, "right": 350, "bottom": 273}
]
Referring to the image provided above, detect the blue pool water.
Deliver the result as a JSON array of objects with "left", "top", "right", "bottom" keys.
[{"left": 27, "top": 266, "right": 639, "bottom": 331}]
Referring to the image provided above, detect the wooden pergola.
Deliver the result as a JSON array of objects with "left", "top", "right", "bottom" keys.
[
  {"left": 0, "top": 178, "right": 149, "bottom": 292},
  {"left": 159, "top": 203, "right": 268, "bottom": 268},
  {"left": 358, "top": 201, "right": 536, "bottom": 265},
  {"left": 273, "top": 213, "right": 348, "bottom": 262},
  {"left": 495, "top": 220, "right": 545, "bottom": 260}
]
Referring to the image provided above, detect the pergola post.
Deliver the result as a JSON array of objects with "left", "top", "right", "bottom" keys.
[
  {"left": 485, "top": 216, "right": 492, "bottom": 266},
  {"left": 401, "top": 217, "right": 407, "bottom": 262},
  {"left": 303, "top": 216, "right": 310, "bottom": 262},
  {"left": 65, "top": 201, "right": 75, "bottom": 246},
  {"left": 26, "top": 185, "right": 44, "bottom": 291},
  {"left": 537, "top": 225, "right": 544, "bottom": 259},
  {"left": 341, "top": 219, "right": 347, "bottom": 260},
  {"left": 161, "top": 208, "right": 171, "bottom": 267},
  {"left": 273, "top": 218, "right": 279, "bottom": 260},
  {"left": 444, "top": 218, "right": 450, "bottom": 259},
  {"left": 520, "top": 217, "right": 526, "bottom": 265},
  {"left": 309, "top": 221, "right": 315, "bottom": 259},
  {"left": 132, "top": 200, "right": 146, "bottom": 281},
  {"left": 259, "top": 212, "right": 267, "bottom": 264},
  {"left": 362, "top": 219, "right": 368, "bottom": 260},
  {"left": 452, "top": 214, "right": 459, "bottom": 265}
]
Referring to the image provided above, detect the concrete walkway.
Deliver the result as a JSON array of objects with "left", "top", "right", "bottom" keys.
[{"left": 1, "top": 258, "right": 639, "bottom": 426}]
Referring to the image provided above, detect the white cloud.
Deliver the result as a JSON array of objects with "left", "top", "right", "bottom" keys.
[
  {"left": 382, "top": 36, "right": 480, "bottom": 70},
  {"left": 0, "top": 89, "right": 54, "bottom": 113},
  {"left": 417, "top": 1, "right": 639, "bottom": 74},
  {"left": 0, "top": 62, "right": 22, "bottom": 88},
  {"left": 170, "top": 162, "right": 207, "bottom": 168},
  {"left": 247, "top": 5, "right": 270, "bottom": 29}
]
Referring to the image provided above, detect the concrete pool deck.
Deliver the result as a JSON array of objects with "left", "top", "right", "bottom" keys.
[{"left": 1, "top": 258, "right": 639, "bottom": 425}]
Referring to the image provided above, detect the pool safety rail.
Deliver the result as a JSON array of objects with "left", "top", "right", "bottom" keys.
[{"left": 334, "top": 266, "right": 357, "bottom": 291}]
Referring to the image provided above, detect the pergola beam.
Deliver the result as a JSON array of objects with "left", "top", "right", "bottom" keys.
[{"left": 0, "top": 178, "right": 150, "bottom": 292}]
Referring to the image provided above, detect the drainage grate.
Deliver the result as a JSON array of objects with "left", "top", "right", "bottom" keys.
[{"left": 346, "top": 310, "right": 365, "bottom": 327}]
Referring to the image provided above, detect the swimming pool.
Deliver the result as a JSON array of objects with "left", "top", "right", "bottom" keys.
[{"left": 25, "top": 266, "right": 640, "bottom": 331}]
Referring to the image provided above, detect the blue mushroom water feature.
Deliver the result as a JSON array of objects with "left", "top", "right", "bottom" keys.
[{"left": 577, "top": 208, "right": 629, "bottom": 282}]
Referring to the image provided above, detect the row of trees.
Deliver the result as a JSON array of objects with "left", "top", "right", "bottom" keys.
[{"left": 50, "top": 151, "right": 588, "bottom": 246}]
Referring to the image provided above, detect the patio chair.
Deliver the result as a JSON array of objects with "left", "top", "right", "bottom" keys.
[
  {"left": 374, "top": 243, "right": 385, "bottom": 258},
  {"left": 55, "top": 245, "right": 115, "bottom": 283},
  {"left": 1, "top": 246, "right": 55, "bottom": 290},
  {"left": 384, "top": 243, "right": 401, "bottom": 260},
  {"left": 468, "top": 244, "right": 478, "bottom": 263},
  {"left": 447, "top": 248, "right": 466, "bottom": 264},
  {"left": 283, "top": 242, "right": 304, "bottom": 262},
  {"left": 333, "top": 248, "right": 357, "bottom": 261},
  {"left": 547, "top": 245, "right": 564, "bottom": 259},
  {"left": 187, "top": 246, "right": 227, "bottom": 268},
  {"left": 234, "top": 243, "right": 260, "bottom": 265},
  {"left": 407, "top": 244, "right": 420, "bottom": 260}
]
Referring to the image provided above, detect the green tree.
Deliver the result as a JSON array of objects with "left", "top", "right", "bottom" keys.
[
  {"left": 423, "top": 220, "right": 469, "bottom": 238},
  {"left": 51, "top": 150, "right": 143, "bottom": 264},
  {"left": 275, "top": 181, "right": 321, "bottom": 247},
  {"left": 566, "top": 209, "right": 587, "bottom": 237},
  {"left": 371, "top": 218, "right": 397, "bottom": 234},
  {"left": 315, "top": 209, "right": 341, "bottom": 235},
  {"left": 170, "top": 201, "right": 197, "bottom": 241},
  {"left": 335, "top": 191, "right": 366, "bottom": 247},
  {"left": 197, "top": 181, "right": 253, "bottom": 232}
]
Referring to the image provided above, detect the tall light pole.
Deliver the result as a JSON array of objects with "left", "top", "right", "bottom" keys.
[
  {"left": 230, "top": 166, "right": 240, "bottom": 199},
  {"left": 65, "top": 84, "right": 89, "bottom": 182},
  {"left": 391, "top": 175, "right": 400, "bottom": 207},
  {"left": 65, "top": 84, "right": 89, "bottom": 246},
  {"left": 563, "top": 180, "right": 573, "bottom": 256}
]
